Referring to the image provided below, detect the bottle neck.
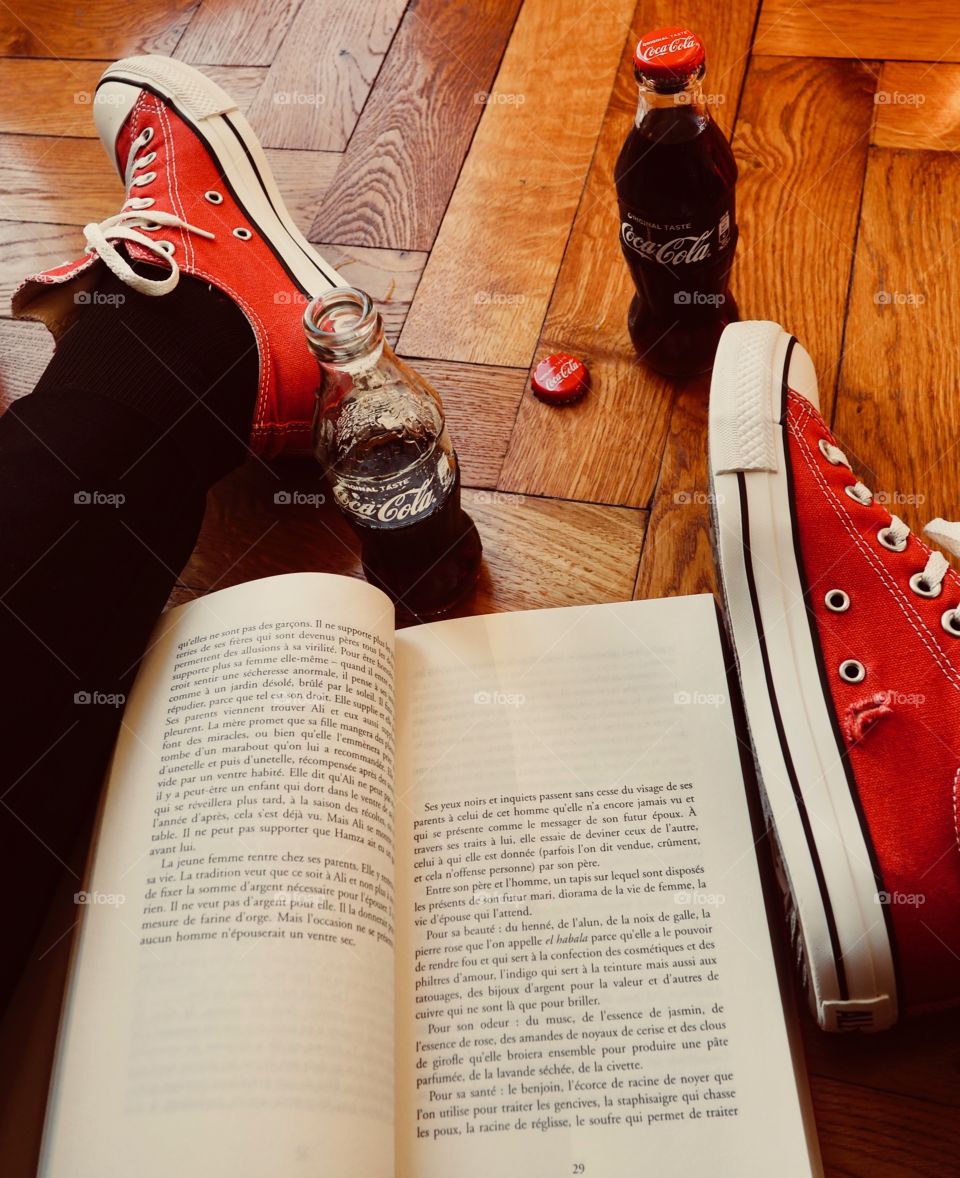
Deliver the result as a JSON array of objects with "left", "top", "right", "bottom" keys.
[
  {"left": 634, "top": 75, "right": 709, "bottom": 141},
  {"left": 304, "top": 287, "right": 385, "bottom": 375}
]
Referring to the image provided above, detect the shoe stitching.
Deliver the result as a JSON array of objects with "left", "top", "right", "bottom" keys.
[
  {"left": 954, "top": 766, "right": 960, "bottom": 856},
  {"left": 151, "top": 99, "right": 190, "bottom": 270},
  {"left": 787, "top": 406, "right": 960, "bottom": 691}
]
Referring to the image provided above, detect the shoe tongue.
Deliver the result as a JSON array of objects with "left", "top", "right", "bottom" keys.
[{"left": 924, "top": 518, "right": 960, "bottom": 560}]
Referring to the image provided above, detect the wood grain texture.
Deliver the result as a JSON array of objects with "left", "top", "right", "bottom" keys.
[
  {"left": 0, "top": 319, "right": 53, "bottom": 412},
  {"left": 0, "top": 0, "right": 197, "bottom": 59},
  {"left": 0, "top": 135, "right": 340, "bottom": 227},
  {"left": 872, "top": 61, "right": 960, "bottom": 151},
  {"left": 0, "top": 61, "right": 267, "bottom": 137},
  {"left": 461, "top": 490, "right": 646, "bottom": 616},
  {"left": 755, "top": 0, "right": 960, "bottom": 63},
  {"left": 498, "top": 0, "right": 758, "bottom": 509},
  {"left": 173, "top": 462, "right": 645, "bottom": 618},
  {"left": 175, "top": 0, "right": 303, "bottom": 65},
  {"left": 412, "top": 360, "right": 527, "bottom": 488},
  {"left": 832, "top": 149, "right": 960, "bottom": 531},
  {"left": 732, "top": 55, "right": 877, "bottom": 417},
  {"left": 0, "top": 222, "right": 82, "bottom": 316},
  {"left": 245, "top": 0, "right": 407, "bottom": 151},
  {"left": 309, "top": 0, "right": 523, "bottom": 251},
  {"left": 397, "top": 0, "right": 635, "bottom": 369},
  {"left": 633, "top": 379, "right": 717, "bottom": 602},
  {"left": 809, "top": 1074, "right": 960, "bottom": 1176},
  {"left": 315, "top": 242, "right": 426, "bottom": 345}
]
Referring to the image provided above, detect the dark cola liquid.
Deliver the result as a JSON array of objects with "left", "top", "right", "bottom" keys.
[
  {"left": 615, "top": 99, "right": 738, "bottom": 376},
  {"left": 351, "top": 467, "right": 482, "bottom": 623}
]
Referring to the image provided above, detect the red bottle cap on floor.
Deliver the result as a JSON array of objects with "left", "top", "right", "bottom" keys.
[
  {"left": 531, "top": 353, "right": 590, "bottom": 404},
  {"left": 633, "top": 28, "right": 705, "bottom": 85}
]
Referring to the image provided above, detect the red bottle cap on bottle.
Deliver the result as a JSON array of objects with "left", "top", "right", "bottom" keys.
[
  {"left": 531, "top": 354, "right": 590, "bottom": 404},
  {"left": 633, "top": 28, "right": 705, "bottom": 86}
]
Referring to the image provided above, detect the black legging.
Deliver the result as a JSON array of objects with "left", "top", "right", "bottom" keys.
[{"left": 0, "top": 266, "right": 258, "bottom": 1006}]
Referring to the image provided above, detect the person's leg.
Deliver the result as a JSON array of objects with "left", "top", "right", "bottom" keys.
[{"left": 0, "top": 267, "right": 258, "bottom": 1005}]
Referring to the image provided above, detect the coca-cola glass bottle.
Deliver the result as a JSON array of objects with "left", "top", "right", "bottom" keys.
[
  {"left": 304, "top": 286, "right": 482, "bottom": 620},
  {"left": 615, "top": 27, "right": 739, "bottom": 376}
]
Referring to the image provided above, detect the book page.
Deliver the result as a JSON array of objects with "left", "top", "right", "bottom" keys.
[
  {"left": 41, "top": 573, "right": 398, "bottom": 1178},
  {"left": 394, "top": 596, "right": 819, "bottom": 1177}
]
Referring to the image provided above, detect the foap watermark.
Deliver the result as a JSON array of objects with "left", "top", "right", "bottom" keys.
[
  {"left": 474, "top": 90, "right": 525, "bottom": 106},
  {"left": 273, "top": 290, "right": 309, "bottom": 307},
  {"left": 874, "top": 290, "right": 926, "bottom": 306},
  {"left": 75, "top": 290, "right": 125, "bottom": 306},
  {"left": 674, "top": 91, "right": 726, "bottom": 106},
  {"left": 674, "top": 890, "right": 726, "bottom": 907},
  {"left": 75, "top": 889, "right": 126, "bottom": 906},
  {"left": 673, "top": 689, "right": 726, "bottom": 708},
  {"left": 674, "top": 291, "right": 727, "bottom": 306},
  {"left": 873, "top": 490, "right": 926, "bottom": 507},
  {"left": 274, "top": 490, "right": 326, "bottom": 507},
  {"left": 673, "top": 489, "right": 724, "bottom": 506},
  {"left": 875, "top": 890, "right": 926, "bottom": 907},
  {"left": 474, "top": 690, "right": 525, "bottom": 708},
  {"left": 74, "top": 690, "right": 126, "bottom": 708},
  {"left": 74, "top": 490, "right": 125, "bottom": 507},
  {"left": 874, "top": 90, "right": 926, "bottom": 106},
  {"left": 473, "top": 490, "right": 524, "bottom": 506},
  {"left": 474, "top": 290, "right": 526, "bottom": 306},
  {"left": 74, "top": 89, "right": 127, "bottom": 106},
  {"left": 273, "top": 90, "right": 327, "bottom": 106},
  {"left": 880, "top": 690, "right": 926, "bottom": 708}
]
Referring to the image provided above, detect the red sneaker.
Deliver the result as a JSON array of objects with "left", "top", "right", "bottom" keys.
[
  {"left": 709, "top": 320, "right": 960, "bottom": 1031},
  {"left": 12, "top": 55, "right": 342, "bottom": 457}
]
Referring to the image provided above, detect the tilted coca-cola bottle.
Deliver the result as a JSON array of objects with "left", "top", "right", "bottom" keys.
[
  {"left": 304, "top": 286, "right": 482, "bottom": 620},
  {"left": 615, "top": 27, "right": 738, "bottom": 376}
]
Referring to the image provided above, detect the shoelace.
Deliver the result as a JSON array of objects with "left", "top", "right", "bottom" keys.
[
  {"left": 820, "top": 438, "right": 960, "bottom": 623},
  {"left": 81, "top": 127, "right": 214, "bottom": 297}
]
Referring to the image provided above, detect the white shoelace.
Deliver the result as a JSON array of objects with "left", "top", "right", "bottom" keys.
[
  {"left": 820, "top": 438, "right": 960, "bottom": 609},
  {"left": 81, "top": 128, "right": 214, "bottom": 296}
]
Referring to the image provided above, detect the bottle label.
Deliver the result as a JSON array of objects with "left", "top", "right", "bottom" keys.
[
  {"left": 619, "top": 205, "right": 734, "bottom": 267},
  {"left": 332, "top": 452, "right": 455, "bottom": 528}
]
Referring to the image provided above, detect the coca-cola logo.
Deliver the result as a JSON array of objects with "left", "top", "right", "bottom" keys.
[
  {"left": 645, "top": 35, "right": 697, "bottom": 59},
  {"left": 334, "top": 478, "right": 438, "bottom": 524},
  {"left": 543, "top": 358, "right": 579, "bottom": 390},
  {"left": 621, "top": 223, "right": 713, "bottom": 265}
]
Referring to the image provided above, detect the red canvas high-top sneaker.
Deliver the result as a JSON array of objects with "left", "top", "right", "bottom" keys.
[
  {"left": 12, "top": 56, "right": 342, "bottom": 457},
  {"left": 709, "top": 320, "right": 960, "bottom": 1031}
]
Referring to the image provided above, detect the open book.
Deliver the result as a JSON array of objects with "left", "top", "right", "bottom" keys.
[{"left": 39, "top": 573, "right": 821, "bottom": 1176}]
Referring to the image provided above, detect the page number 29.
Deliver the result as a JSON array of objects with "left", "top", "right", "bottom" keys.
[{"left": 572, "top": 1166, "right": 585, "bottom": 1175}]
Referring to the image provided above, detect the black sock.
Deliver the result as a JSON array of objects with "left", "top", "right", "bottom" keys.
[{"left": 32, "top": 264, "right": 260, "bottom": 482}]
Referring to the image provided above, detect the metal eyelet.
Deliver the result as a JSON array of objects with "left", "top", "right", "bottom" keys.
[
  {"left": 909, "top": 572, "right": 942, "bottom": 599},
  {"left": 133, "top": 171, "right": 157, "bottom": 187},
  {"left": 941, "top": 609, "right": 960, "bottom": 637},
  {"left": 232, "top": 227, "right": 252, "bottom": 240},
  {"left": 138, "top": 151, "right": 157, "bottom": 167},
  {"left": 844, "top": 484, "right": 873, "bottom": 506},
  {"left": 204, "top": 190, "right": 224, "bottom": 204},
  {"left": 818, "top": 438, "right": 840, "bottom": 464},
  {"left": 825, "top": 590, "right": 851, "bottom": 613},
  {"left": 140, "top": 222, "right": 161, "bottom": 232},
  {"left": 877, "top": 527, "right": 908, "bottom": 553},
  {"left": 140, "top": 126, "right": 154, "bottom": 145},
  {"left": 156, "top": 240, "right": 175, "bottom": 256},
  {"left": 839, "top": 660, "right": 866, "bottom": 684}
]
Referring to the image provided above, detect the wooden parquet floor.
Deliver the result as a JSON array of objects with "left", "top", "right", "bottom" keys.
[{"left": 1, "top": 1, "right": 960, "bottom": 1174}]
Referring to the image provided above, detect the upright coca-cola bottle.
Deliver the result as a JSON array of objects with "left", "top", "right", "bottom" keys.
[
  {"left": 615, "top": 27, "right": 738, "bottom": 376},
  {"left": 304, "top": 286, "right": 482, "bottom": 621}
]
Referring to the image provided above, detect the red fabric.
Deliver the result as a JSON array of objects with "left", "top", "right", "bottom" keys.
[
  {"left": 786, "top": 388, "right": 960, "bottom": 1013},
  {"left": 15, "top": 90, "right": 318, "bottom": 457}
]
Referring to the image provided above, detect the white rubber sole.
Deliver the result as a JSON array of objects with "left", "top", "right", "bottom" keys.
[
  {"left": 709, "top": 321, "right": 898, "bottom": 1032},
  {"left": 94, "top": 55, "right": 341, "bottom": 297}
]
